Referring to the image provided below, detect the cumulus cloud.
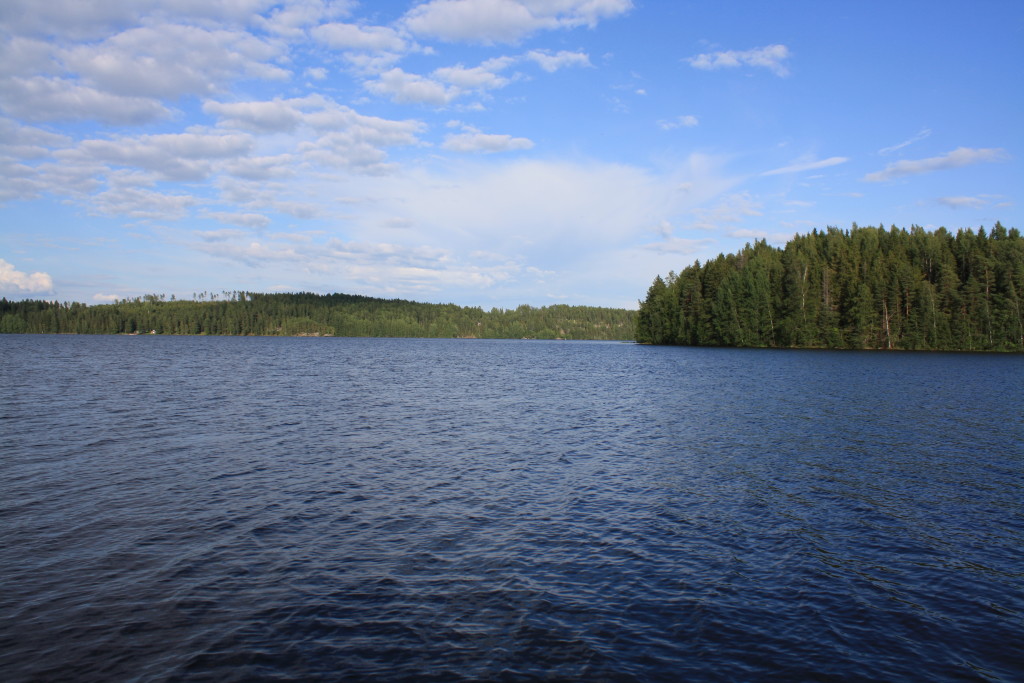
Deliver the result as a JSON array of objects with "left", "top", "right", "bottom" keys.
[
  {"left": 196, "top": 228, "right": 249, "bottom": 241},
  {"left": 259, "top": 0, "right": 355, "bottom": 37},
  {"left": 0, "top": 0, "right": 304, "bottom": 40},
  {"left": 298, "top": 110, "right": 426, "bottom": 174},
  {"left": 62, "top": 23, "right": 288, "bottom": 99},
  {"left": 0, "top": 0, "right": 154, "bottom": 40},
  {"left": 364, "top": 68, "right": 459, "bottom": 105},
  {"left": 63, "top": 132, "right": 253, "bottom": 181},
  {"left": 205, "top": 211, "right": 271, "bottom": 228},
  {"left": 762, "top": 156, "right": 848, "bottom": 176},
  {"left": 204, "top": 98, "right": 306, "bottom": 132},
  {"left": 687, "top": 44, "right": 791, "bottom": 77},
  {"left": 0, "top": 117, "right": 71, "bottom": 159},
  {"left": 1, "top": 76, "right": 169, "bottom": 124},
  {"left": 204, "top": 95, "right": 426, "bottom": 174},
  {"left": 92, "top": 292, "right": 120, "bottom": 302},
  {"left": 0, "top": 258, "right": 53, "bottom": 293},
  {"left": 442, "top": 129, "right": 534, "bottom": 153},
  {"left": 401, "top": 0, "right": 633, "bottom": 44},
  {"left": 311, "top": 22, "right": 409, "bottom": 52},
  {"left": 434, "top": 56, "right": 516, "bottom": 89},
  {"left": 525, "top": 49, "right": 591, "bottom": 72},
  {"left": 221, "top": 154, "right": 296, "bottom": 180},
  {"left": 90, "top": 186, "right": 199, "bottom": 219},
  {"left": 0, "top": 36, "right": 57, "bottom": 79},
  {"left": 863, "top": 147, "right": 1009, "bottom": 182}
]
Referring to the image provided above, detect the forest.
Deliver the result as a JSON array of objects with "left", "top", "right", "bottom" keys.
[
  {"left": 636, "top": 223, "right": 1023, "bottom": 351},
  {"left": 0, "top": 291, "right": 636, "bottom": 341}
]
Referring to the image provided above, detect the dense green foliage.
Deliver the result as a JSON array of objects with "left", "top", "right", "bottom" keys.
[
  {"left": 637, "top": 224, "right": 1024, "bottom": 351},
  {"left": 0, "top": 291, "right": 635, "bottom": 340}
]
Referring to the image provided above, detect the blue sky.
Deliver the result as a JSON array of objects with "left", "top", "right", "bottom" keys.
[{"left": 1, "top": 0, "right": 1021, "bottom": 309}]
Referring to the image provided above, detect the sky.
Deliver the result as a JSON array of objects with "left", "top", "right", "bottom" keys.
[{"left": 1, "top": 0, "right": 1021, "bottom": 309}]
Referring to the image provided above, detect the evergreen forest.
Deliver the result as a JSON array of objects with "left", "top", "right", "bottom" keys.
[
  {"left": 636, "top": 223, "right": 1024, "bottom": 351},
  {"left": 0, "top": 291, "right": 635, "bottom": 341}
]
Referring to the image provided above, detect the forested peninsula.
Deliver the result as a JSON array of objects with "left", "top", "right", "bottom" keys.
[
  {"left": 0, "top": 292, "right": 635, "bottom": 340},
  {"left": 636, "top": 223, "right": 1023, "bottom": 351}
]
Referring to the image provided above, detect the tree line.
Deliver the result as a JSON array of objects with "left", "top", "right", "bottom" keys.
[
  {"left": 636, "top": 223, "right": 1023, "bottom": 351},
  {"left": 0, "top": 291, "right": 636, "bottom": 341}
]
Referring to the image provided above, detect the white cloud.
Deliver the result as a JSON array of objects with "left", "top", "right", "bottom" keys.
[
  {"left": 0, "top": 0, "right": 305, "bottom": 39},
  {"left": 204, "top": 98, "right": 305, "bottom": 132},
  {"left": 433, "top": 57, "right": 516, "bottom": 89},
  {"left": 658, "top": 115, "right": 699, "bottom": 130},
  {"left": 0, "top": 0, "right": 155, "bottom": 40},
  {"left": 259, "top": 0, "right": 353, "bottom": 37},
  {"left": 401, "top": 0, "right": 632, "bottom": 44},
  {"left": 64, "top": 132, "right": 253, "bottom": 181},
  {"left": 1, "top": 76, "right": 169, "bottom": 124},
  {"left": 937, "top": 196, "right": 986, "bottom": 209},
  {"left": 863, "top": 147, "right": 1009, "bottom": 182},
  {"left": 879, "top": 128, "right": 932, "bottom": 155},
  {"left": 205, "top": 211, "right": 271, "bottom": 228},
  {"left": 762, "top": 156, "right": 848, "bottom": 176},
  {"left": 362, "top": 155, "right": 735, "bottom": 256},
  {"left": 687, "top": 44, "right": 791, "bottom": 77},
  {"left": 342, "top": 51, "right": 405, "bottom": 75},
  {"left": 90, "top": 186, "right": 199, "bottom": 219},
  {"left": 204, "top": 96, "right": 426, "bottom": 174},
  {"left": 299, "top": 112, "right": 425, "bottom": 174},
  {"left": 221, "top": 154, "right": 296, "bottom": 180},
  {"left": 442, "top": 130, "right": 534, "bottom": 153},
  {"left": 0, "top": 36, "right": 57, "bottom": 79},
  {"left": 196, "top": 228, "right": 249, "bottom": 241},
  {"left": 193, "top": 233, "right": 522, "bottom": 294},
  {"left": 364, "top": 68, "right": 459, "bottom": 105},
  {"left": 62, "top": 23, "right": 288, "bottom": 99},
  {"left": 0, "top": 258, "right": 53, "bottom": 293},
  {"left": 525, "top": 49, "right": 591, "bottom": 72},
  {"left": 311, "top": 22, "right": 408, "bottom": 52},
  {"left": 0, "top": 117, "right": 71, "bottom": 159},
  {"left": 0, "top": 159, "right": 45, "bottom": 202},
  {"left": 92, "top": 292, "right": 120, "bottom": 302}
]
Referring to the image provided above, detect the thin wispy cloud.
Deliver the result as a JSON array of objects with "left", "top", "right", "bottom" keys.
[
  {"left": 937, "top": 196, "right": 986, "bottom": 209},
  {"left": 863, "top": 147, "right": 1009, "bottom": 182},
  {"left": 879, "top": 129, "right": 932, "bottom": 155},
  {"left": 658, "top": 115, "right": 699, "bottom": 130},
  {"left": 762, "top": 156, "right": 848, "bottom": 176}
]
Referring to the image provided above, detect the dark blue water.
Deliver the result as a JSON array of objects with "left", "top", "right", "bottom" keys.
[{"left": 1, "top": 335, "right": 1022, "bottom": 681}]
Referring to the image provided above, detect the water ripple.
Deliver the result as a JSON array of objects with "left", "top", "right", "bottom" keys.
[{"left": 1, "top": 337, "right": 1022, "bottom": 681}]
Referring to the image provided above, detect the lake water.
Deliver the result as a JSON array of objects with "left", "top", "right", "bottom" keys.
[{"left": 1, "top": 335, "right": 1022, "bottom": 681}]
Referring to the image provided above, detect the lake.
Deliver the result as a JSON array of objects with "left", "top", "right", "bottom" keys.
[{"left": 1, "top": 335, "right": 1022, "bottom": 681}]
